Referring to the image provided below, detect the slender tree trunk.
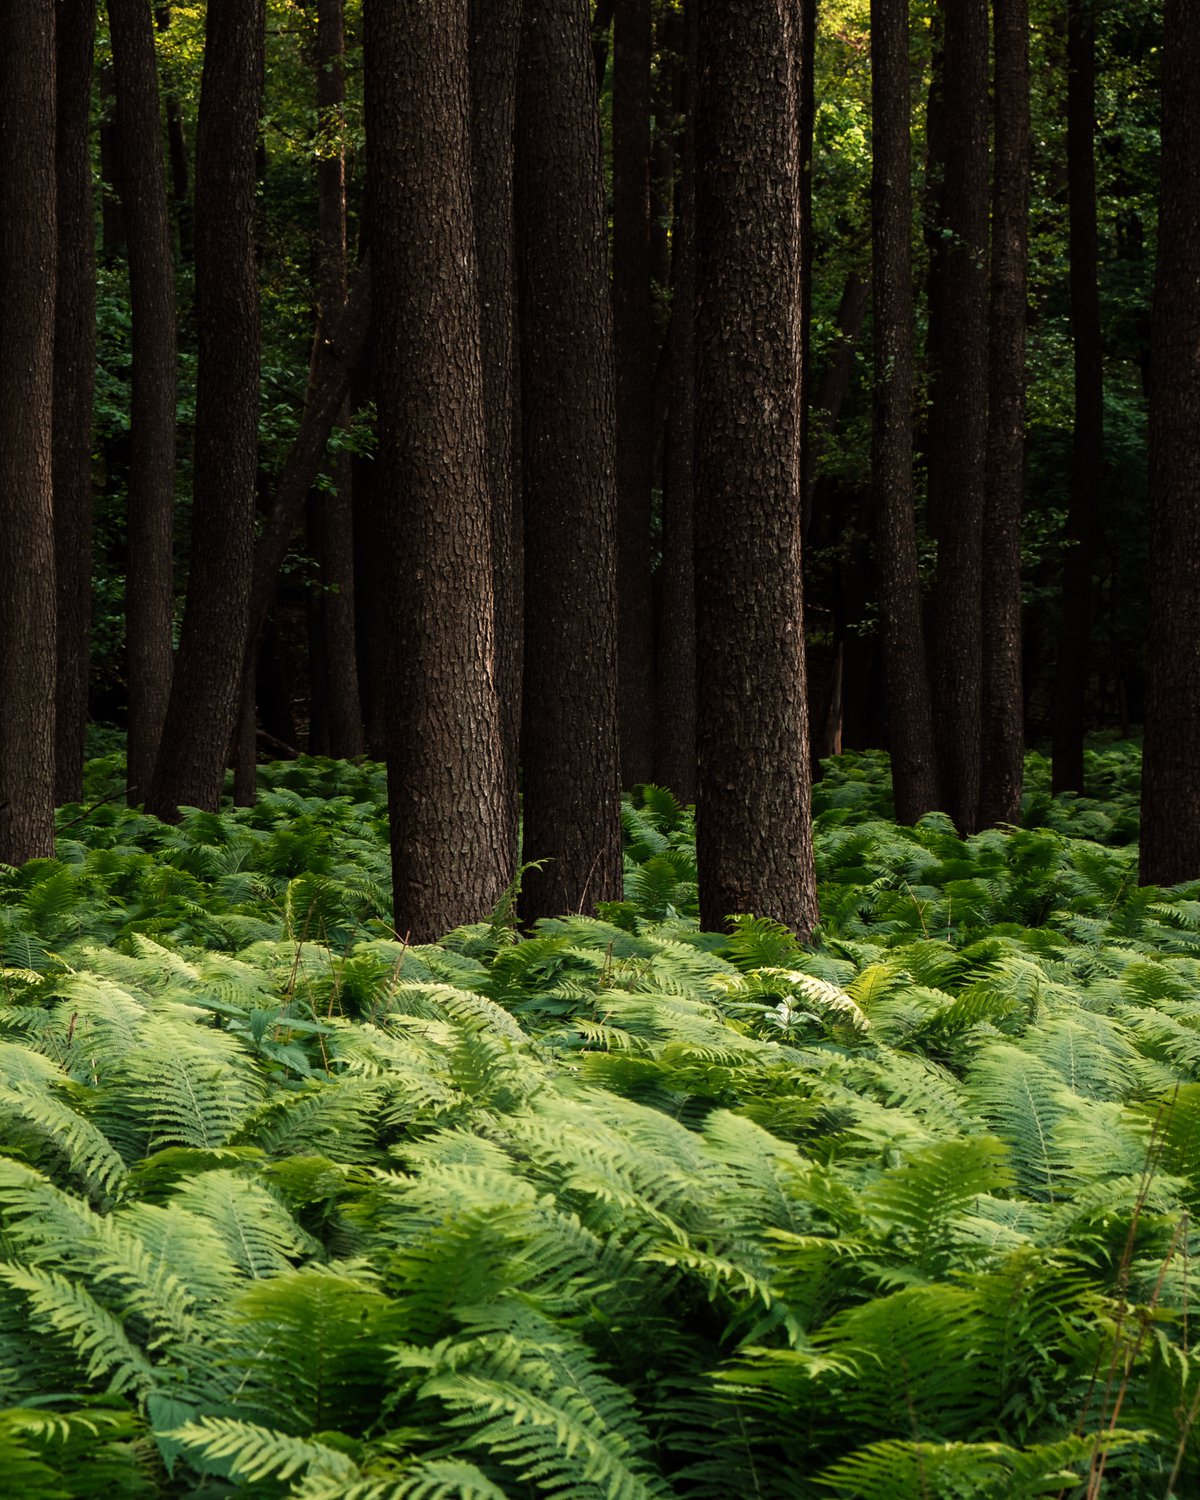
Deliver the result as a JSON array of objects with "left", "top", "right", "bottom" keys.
[
  {"left": 695, "top": 0, "right": 817, "bottom": 937},
  {"left": 110, "top": 0, "right": 177, "bottom": 807},
  {"left": 925, "top": 0, "right": 989, "bottom": 835},
  {"left": 803, "top": 270, "right": 869, "bottom": 533},
  {"left": 1052, "top": 0, "right": 1103, "bottom": 796},
  {"left": 871, "top": 0, "right": 940, "bottom": 825},
  {"left": 365, "top": 0, "right": 511, "bottom": 940},
  {"left": 0, "top": 0, "right": 57, "bottom": 860},
  {"left": 470, "top": 0, "right": 523, "bottom": 871},
  {"left": 798, "top": 0, "right": 816, "bottom": 539},
  {"left": 592, "top": 0, "right": 614, "bottom": 86},
  {"left": 653, "top": 0, "right": 696, "bottom": 805},
  {"left": 154, "top": 5, "right": 191, "bottom": 257},
  {"left": 1140, "top": 0, "right": 1200, "bottom": 886},
  {"left": 147, "top": 0, "right": 264, "bottom": 819},
  {"left": 516, "top": 0, "right": 624, "bottom": 922},
  {"left": 979, "top": 0, "right": 1031, "bottom": 827},
  {"left": 54, "top": 0, "right": 96, "bottom": 806},
  {"left": 99, "top": 63, "right": 125, "bottom": 260}
]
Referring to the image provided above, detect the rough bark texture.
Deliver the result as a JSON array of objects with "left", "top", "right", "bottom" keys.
[
  {"left": 1052, "top": 0, "right": 1103, "bottom": 796},
  {"left": 612, "top": 0, "right": 656, "bottom": 786},
  {"left": 470, "top": 0, "right": 523, "bottom": 874},
  {"left": 798, "top": 0, "right": 816, "bottom": 540},
  {"left": 147, "top": 0, "right": 264, "bottom": 819},
  {"left": 653, "top": 0, "right": 696, "bottom": 805},
  {"left": 307, "top": 0, "right": 362, "bottom": 760},
  {"left": 694, "top": 0, "right": 817, "bottom": 938},
  {"left": 54, "top": 0, "right": 96, "bottom": 806},
  {"left": 980, "top": 0, "right": 1031, "bottom": 828},
  {"left": 926, "top": 0, "right": 989, "bottom": 835},
  {"left": 871, "top": 0, "right": 940, "bottom": 826},
  {"left": 516, "top": 0, "right": 624, "bottom": 923},
  {"left": 0, "top": 0, "right": 57, "bottom": 859},
  {"left": 1140, "top": 0, "right": 1200, "bottom": 886},
  {"left": 366, "top": 0, "right": 511, "bottom": 941},
  {"left": 110, "top": 0, "right": 177, "bottom": 807}
]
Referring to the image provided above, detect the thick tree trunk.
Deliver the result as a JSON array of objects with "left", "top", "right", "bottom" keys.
[
  {"left": 147, "top": 0, "right": 264, "bottom": 819},
  {"left": 925, "top": 0, "right": 989, "bottom": 835},
  {"left": 871, "top": 0, "right": 940, "bottom": 826},
  {"left": 1052, "top": 0, "right": 1103, "bottom": 796},
  {"left": 110, "top": 0, "right": 177, "bottom": 807},
  {"left": 0, "top": 0, "right": 57, "bottom": 859},
  {"left": 54, "top": 0, "right": 96, "bottom": 806},
  {"left": 469, "top": 0, "right": 523, "bottom": 874},
  {"left": 694, "top": 0, "right": 817, "bottom": 938},
  {"left": 1140, "top": 0, "right": 1200, "bottom": 886},
  {"left": 516, "top": 0, "right": 624, "bottom": 923},
  {"left": 979, "top": 0, "right": 1031, "bottom": 828},
  {"left": 612, "top": 0, "right": 656, "bottom": 786},
  {"left": 366, "top": 0, "right": 511, "bottom": 940}
]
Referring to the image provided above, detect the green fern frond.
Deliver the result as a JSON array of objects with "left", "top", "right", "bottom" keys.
[
  {"left": 0, "top": 1263, "right": 154, "bottom": 1395},
  {"left": 167, "top": 1415, "right": 358, "bottom": 1483}
]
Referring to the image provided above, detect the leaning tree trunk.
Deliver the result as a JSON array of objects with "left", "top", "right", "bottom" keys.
[
  {"left": 365, "top": 0, "right": 511, "bottom": 941},
  {"left": 516, "top": 0, "right": 624, "bottom": 923},
  {"left": 1139, "top": 0, "right": 1200, "bottom": 887},
  {"left": 147, "top": 0, "right": 264, "bottom": 819},
  {"left": 0, "top": 0, "right": 57, "bottom": 860},
  {"left": 110, "top": 0, "right": 177, "bottom": 807},
  {"left": 694, "top": 0, "right": 818, "bottom": 938},
  {"left": 979, "top": 0, "right": 1031, "bottom": 828},
  {"left": 871, "top": 0, "right": 940, "bottom": 825},
  {"left": 54, "top": 0, "right": 97, "bottom": 806}
]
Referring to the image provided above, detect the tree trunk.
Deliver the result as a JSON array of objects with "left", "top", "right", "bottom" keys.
[
  {"left": 694, "top": 0, "right": 817, "bottom": 938},
  {"left": 979, "top": 0, "right": 1031, "bottom": 828},
  {"left": 612, "top": 0, "right": 656, "bottom": 786},
  {"left": 1139, "top": 0, "right": 1200, "bottom": 886},
  {"left": 469, "top": 0, "right": 523, "bottom": 874},
  {"left": 925, "top": 0, "right": 989, "bottom": 835},
  {"left": 365, "top": 0, "right": 511, "bottom": 941},
  {"left": 154, "top": 5, "right": 192, "bottom": 258},
  {"left": 54, "top": 0, "right": 96, "bottom": 806},
  {"left": 147, "top": 0, "right": 264, "bottom": 819},
  {"left": 803, "top": 270, "right": 869, "bottom": 535},
  {"left": 0, "top": 0, "right": 57, "bottom": 859},
  {"left": 1051, "top": 0, "right": 1103, "bottom": 796},
  {"left": 516, "top": 0, "right": 624, "bottom": 922},
  {"left": 653, "top": 0, "right": 697, "bottom": 805},
  {"left": 110, "top": 0, "right": 177, "bottom": 808},
  {"left": 871, "top": 0, "right": 940, "bottom": 825},
  {"left": 591, "top": 0, "right": 614, "bottom": 86},
  {"left": 99, "top": 63, "right": 125, "bottom": 260},
  {"left": 798, "top": 0, "right": 816, "bottom": 540}
]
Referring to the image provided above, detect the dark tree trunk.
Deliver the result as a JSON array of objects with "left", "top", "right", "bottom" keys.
[
  {"left": 803, "top": 270, "right": 869, "bottom": 535},
  {"left": 54, "top": 0, "right": 96, "bottom": 806},
  {"left": 0, "top": 0, "right": 57, "bottom": 859},
  {"left": 871, "top": 0, "right": 940, "bottom": 825},
  {"left": 798, "top": 0, "right": 816, "bottom": 539},
  {"left": 925, "top": 0, "right": 989, "bottom": 835},
  {"left": 653, "top": 0, "right": 696, "bottom": 805},
  {"left": 1140, "top": 0, "right": 1200, "bottom": 886},
  {"left": 612, "top": 0, "right": 656, "bottom": 786},
  {"left": 979, "top": 0, "right": 1031, "bottom": 828},
  {"left": 306, "top": 0, "right": 362, "bottom": 761},
  {"left": 147, "top": 0, "right": 264, "bottom": 819},
  {"left": 154, "top": 4, "right": 192, "bottom": 257},
  {"left": 694, "top": 0, "right": 817, "bottom": 938},
  {"left": 110, "top": 0, "right": 177, "bottom": 808},
  {"left": 1052, "top": 0, "right": 1103, "bottom": 796},
  {"left": 99, "top": 64, "right": 125, "bottom": 260},
  {"left": 516, "top": 0, "right": 623, "bottom": 922},
  {"left": 366, "top": 0, "right": 511, "bottom": 940},
  {"left": 470, "top": 0, "right": 523, "bottom": 872},
  {"left": 591, "top": 0, "right": 614, "bottom": 87}
]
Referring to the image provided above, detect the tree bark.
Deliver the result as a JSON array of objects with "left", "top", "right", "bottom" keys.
[
  {"left": 979, "top": 0, "right": 1031, "bottom": 828},
  {"left": 1051, "top": 0, "right": 1103, "bottom": 796},
  {"left": 0, "top": 0, "right": 57, "bottom": 859},
  {"left": 109, "top": 0, "right": 177, "bottom": 807},
  {"left": 871, "top": 0, "right": 940, "bottom": 825},
  {"left": 147, "top": 0, "right": 264, "bottom": 819},
  {"left": 803, "top": 270, "right": 869, "bottom": 533},
  {"left": 154, "top": 5, "right": 192, "bottom": 257},
  {"left": 694, "top": 0, "right": 817, "bottom": 938},
  {"left": 54, "top": 0, "right": 96, "bottom": 806},
  {"left": 925, "top": 0, "right": 989, "bottom": 835},
  {"left": 516, "top": 0, "right": 624, "bottom": 922},
  {"left": 470, "top": 0, "right": 523, "bottom": 872},
  {"left": 366, "top": 0, "right": 511, "bottom": 940},
  {"left": 1139, "top": 0, "right": 1200, "bottom": 886}
]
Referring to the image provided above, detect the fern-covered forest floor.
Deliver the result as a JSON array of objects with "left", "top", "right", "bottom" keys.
[{"left": 5, "top": 744, "right": 1200, "bottom": 1496}]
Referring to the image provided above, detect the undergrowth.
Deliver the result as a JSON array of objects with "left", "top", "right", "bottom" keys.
[{"left": 3, "top": 743, "right": 1200, "bottom": 1496}]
